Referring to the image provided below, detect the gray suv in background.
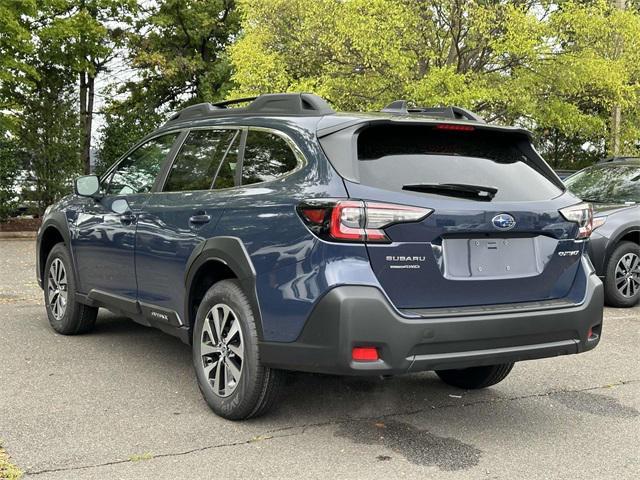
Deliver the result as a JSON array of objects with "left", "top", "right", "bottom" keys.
[{"left": 565, "top": 159, "right": 640, "bottom": 307}]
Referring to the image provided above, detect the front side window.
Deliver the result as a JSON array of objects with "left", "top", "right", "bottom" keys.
[
  {"left": 107, "top": 133, "right": 178, "bottom": 195},
  {"left": 241, "top": 130, "right": 298, "bottom": 185},
  {"left": 565, "top": 164, "right": 640, "bottom": 203},
  {"left": 164, "top": 129, "right": 238, "bottom": 192}
]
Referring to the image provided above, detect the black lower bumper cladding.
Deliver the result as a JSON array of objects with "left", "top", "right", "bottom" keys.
[{"left": 260, "top": 271, "right": 603, "bottom": 376}]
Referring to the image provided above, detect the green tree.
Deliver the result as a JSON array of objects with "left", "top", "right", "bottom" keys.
[
  {"left": 125, "top": 0, "right": 240, "bottom": 110},
  {"left": 230, "top": 0, "right": 640, "bottom": 167},
  {"left": 16, "top": 65, "right": 82, "bottom": 213},
  {"left": 0, "top": 0, "right": 37, "bottom": 218},
  {"left": 0, "top": 136, "right": 21, "bottom": 221},
  {"left": 37, "top": 0, "right": 137, "bottom": 173},
  {"left": 96, "top": 0, "right": 241, "bottom": 169},
  {"left": 0, "top": 0, "right": 36, "bottom": 131}
]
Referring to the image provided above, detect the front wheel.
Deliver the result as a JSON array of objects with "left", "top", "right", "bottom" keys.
[
  {"left": 192, "top": 279, "right": 284, "bottom": 420},
  {"left": 44, "top": 244, "right": 98, "bottom": 334},
  {"left": 436, "top": 363, "right": 514, "bottom": 389}
]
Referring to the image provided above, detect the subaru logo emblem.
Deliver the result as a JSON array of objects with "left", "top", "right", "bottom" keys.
[{"left": 492, "top": 213, "right": 516, "bottom": 231}]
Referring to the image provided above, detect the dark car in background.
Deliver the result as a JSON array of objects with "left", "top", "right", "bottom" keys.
[{"left": 564, "top": 159, "right": 640, "bottom": 307}]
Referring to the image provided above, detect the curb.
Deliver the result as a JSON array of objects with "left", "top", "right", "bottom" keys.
[{"left": 0, "top": 231, "right": 37, "bottom": 239}]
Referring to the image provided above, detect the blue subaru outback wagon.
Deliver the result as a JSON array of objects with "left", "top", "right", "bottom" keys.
[{"left": 37, "top": 93, "right": 604, "bottom": 419}]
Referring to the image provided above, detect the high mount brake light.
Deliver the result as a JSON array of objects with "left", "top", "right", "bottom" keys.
[
  {"left": 559, "top": 203, "right": 593, "bottom": 239},
  {"left": 435, "top": 124, "right": 475, "bottom": 132},
  {"left": 297, "top": 200, "right": 433, "bottom": 243}
]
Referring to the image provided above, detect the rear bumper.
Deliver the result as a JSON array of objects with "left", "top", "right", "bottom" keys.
[{"left": 260, "top": 267, "right": 604, "bottom": 375}]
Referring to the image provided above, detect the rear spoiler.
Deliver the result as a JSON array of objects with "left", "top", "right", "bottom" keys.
[{"left": 316, "top": 117, "right": 533, "bottom": 139}]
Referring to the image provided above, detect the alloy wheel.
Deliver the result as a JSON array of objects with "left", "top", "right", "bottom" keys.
[
  {"left": 200, "top": 303, "right": 244, "bottom": 397},
  {"left": 615, "top": 252, "right": 640, "bottom": 298},
  {"left": 47, "top": 258, "right": 68, "bottom": 320}
]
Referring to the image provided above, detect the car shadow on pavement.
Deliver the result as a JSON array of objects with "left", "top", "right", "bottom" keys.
[{"left": 89, "top": 311, "right": 517, "bottom": 424}]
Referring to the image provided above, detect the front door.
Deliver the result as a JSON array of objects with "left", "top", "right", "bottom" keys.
[{"left": 71, "top": 132, "right": 180, "bottom": 300}]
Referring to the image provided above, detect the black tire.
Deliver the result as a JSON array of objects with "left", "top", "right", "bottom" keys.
[
  {"left": 436, "top": 363, "right": 514, "bottom": 389},
  {"left": 44, "top": 243, "right": 98, "bottom": 335},
  {"left": 604, "top": 241, "right": 640, "bottom": 308},
  {"left": 192, "top": 279, "right": 285, "bottom": 420}
]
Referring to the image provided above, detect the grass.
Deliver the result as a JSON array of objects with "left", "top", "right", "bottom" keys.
[
  {"left": 0, "top": 442, "right": 23, "bottom": 480},
  {"left": 128, "top": 452, "right": 154, "bottom": 462}
]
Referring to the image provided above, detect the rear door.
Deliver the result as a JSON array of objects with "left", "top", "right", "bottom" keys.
[
  {"left": 135, "top": 127, "right": 241, "bottom": 323},
  {"left": 325, "top": 122, "right": 585, "bottom": 309}
]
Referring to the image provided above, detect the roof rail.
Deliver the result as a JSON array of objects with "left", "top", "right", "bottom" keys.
[
  {"left": 381, "top": 100, "right": 485, "bottom": 123},
  {"left": 165, "top": 93, "right": 335, "bottom": 124}
]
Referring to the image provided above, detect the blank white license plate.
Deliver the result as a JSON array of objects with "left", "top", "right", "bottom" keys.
[{"left": 443, "top": 238, "right": 542, "bottom": 279}]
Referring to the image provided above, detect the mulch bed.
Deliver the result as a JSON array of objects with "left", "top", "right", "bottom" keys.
[{"left": 0, "top": 217, "right": 42, "bottom": 232}]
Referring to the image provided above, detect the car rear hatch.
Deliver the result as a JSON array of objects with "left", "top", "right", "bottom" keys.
[{"left": 318, "top": 120, "right": 590, "bottom": 310}]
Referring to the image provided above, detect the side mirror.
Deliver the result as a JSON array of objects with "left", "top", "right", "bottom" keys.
[{"left": 74, "top": 175, "right": 101, "bottom": 198}]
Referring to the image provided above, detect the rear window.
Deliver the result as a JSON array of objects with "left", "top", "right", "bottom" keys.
[{"left": 354, "top": 125, "right": 562, "bottom": 201}]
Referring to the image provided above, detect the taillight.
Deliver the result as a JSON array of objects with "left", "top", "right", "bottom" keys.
[
  {"left": 559, "top": 203, "right": 593, "bottom": 239},
  {"left": 297, "top": 199, "right": 433, "bottom": 243}
]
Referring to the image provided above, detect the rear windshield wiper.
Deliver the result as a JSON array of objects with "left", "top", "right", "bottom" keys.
[{"left": 402, "top": 183, "right": 498, "bottom": 201}]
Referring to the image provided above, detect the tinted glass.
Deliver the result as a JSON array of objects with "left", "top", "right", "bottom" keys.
[
  {"left": 355, "top": 125, "right": 562, "bottom": 201},
  {"left": 565, "top": 164, "right": 640, "bottom": 203},
  {"left": 107, "top": 133, "right": 178, "bottom": 195},
  {"left": 241, "top": 130, "right": 298, "bottom": 185},
  {"left": 164, "top": 129, "right": 237, "bottom": 192},
  {"left": 213, "top": 133, "right": 239, "bottom": 189}
]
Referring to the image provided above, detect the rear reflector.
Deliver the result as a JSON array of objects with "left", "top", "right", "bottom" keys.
[{"left": 352, "top": 347, "right": 379, "bottom": 362}]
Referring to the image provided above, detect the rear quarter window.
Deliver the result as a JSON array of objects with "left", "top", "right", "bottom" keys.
[
  {"left": 241, "top": 130, "right": 298, "bottom": 185},
  {"left": 353, "top": 124, "right": 562, "bottom": 202}
]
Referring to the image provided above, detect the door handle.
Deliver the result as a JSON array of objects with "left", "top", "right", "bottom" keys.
[
  {"left": 120, "top": 212, "right": 136, "bottom": 224},
  {"left": 189, "top": 214, "right": 211, "bottom": 225}
]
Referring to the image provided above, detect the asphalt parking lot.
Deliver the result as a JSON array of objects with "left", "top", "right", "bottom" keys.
[{"left": 1, "top": 238, "right": 638, "bottom": 479}]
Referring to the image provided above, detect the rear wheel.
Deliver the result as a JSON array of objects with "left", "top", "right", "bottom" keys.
[
  {"left": 436, "top": 363, "right": 514, "bottom": 389},
  {"left": 604, "top": 241, "right": 640, "bottom": 308},
  {"left": 44, "top": 244, "right": 98, "bottom": 334},
  {"left": 192, "top": 279, "right": 284, "bottom": 420}
]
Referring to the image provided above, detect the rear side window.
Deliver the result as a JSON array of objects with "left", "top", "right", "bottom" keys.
[
  {"left": 354, "top": 125, "right": 562, "bottom": 201},
  {"left": 241, "top": 130, "right": 298, "bottom": 185},
  {"left": 164, "top": 129, "right": 237, "bottom": 192}
]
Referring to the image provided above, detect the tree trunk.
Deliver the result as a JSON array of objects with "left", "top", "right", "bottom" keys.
[
  {"left": 79, "top": 72, "right": 94, "bottom": 174},
  {"left": 610, "top": 0, "right": 625, "bottom": 157}
]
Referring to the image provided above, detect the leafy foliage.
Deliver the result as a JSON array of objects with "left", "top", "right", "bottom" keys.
[
  {"left": 121, "top": 0, "right": 240, "bottom": 110},
  {"left": 16, "top": 66, "right": 82, "bottom": 214},
  {"left": 230, "top": 0, "right": 640, "bottom": 167},
  {"left": 0, "top": 136, "right": 21, "bottom": 221},
  {"left": 37, "top": 0, "right": 138, "bottom": 173},
  {"left": 97, "top": 0, "right": 241, "bottom": 172}
]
